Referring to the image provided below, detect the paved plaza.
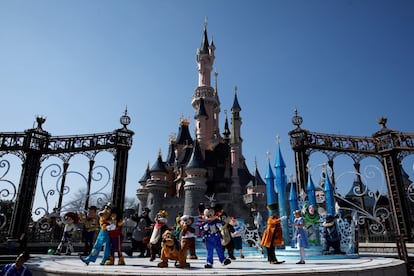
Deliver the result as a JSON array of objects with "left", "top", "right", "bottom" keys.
[{"left": 25, "top": 254, "right": 407, "bottom": 276}]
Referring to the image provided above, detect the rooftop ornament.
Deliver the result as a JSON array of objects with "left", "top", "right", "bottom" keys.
[
  {"left": 292, "top": 108, "right": 303, "bottom": 128},
  {"left": 120, "top": 107, "right": 131, "bottom": 129}
]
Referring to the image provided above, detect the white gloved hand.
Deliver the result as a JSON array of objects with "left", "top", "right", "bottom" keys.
[
  {"left": 280, "top": 216, "right": 287, "bottom": 220},
  {"left": 107, "top": 223, "right": 116, "bottom": 231}
]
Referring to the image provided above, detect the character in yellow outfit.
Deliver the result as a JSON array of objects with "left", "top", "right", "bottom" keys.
[
  {"left": 80, "top": 206, "right": 99, "bottom": 256},
  {"left": 260, "top": 204, "right": 287, "bottom": 264}
]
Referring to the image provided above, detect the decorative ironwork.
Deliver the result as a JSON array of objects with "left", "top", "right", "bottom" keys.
[
  {"left": 243, "top": 227, "right": 264, "bottom": 254},
  {"left": 0, "top": 111, "right": 134, "bottom": 243},
  {"left": 0, "top": 159, "right": 17, "bottom": 202},
  {"left": 289, "top": 110, "right": 414, "bottom": 266}
]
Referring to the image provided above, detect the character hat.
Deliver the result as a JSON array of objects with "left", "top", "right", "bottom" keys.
[
  {"left": 104, "top": 202, "right": 113, "bottom": 210},
  {"left": 323, "top": 214, "right": 336, "bottom": 227},
  {"left": 143, "top": 207, "right": 151, "bottom": 213},
  {"left": 325, "top": 214, "right": 334, "bottom": 223},
  {"left": 267, "top": 203, "right": 279, "bottom": 215}
]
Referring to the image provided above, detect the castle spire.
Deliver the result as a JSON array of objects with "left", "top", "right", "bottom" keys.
[
  {"left": 196, "top": 20, "right": 215, "bottom": 87},
  {"left": 193, "top": 22, "right": 219, "bottom": 153}
]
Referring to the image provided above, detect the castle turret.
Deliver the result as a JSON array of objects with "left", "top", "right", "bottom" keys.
[
  {"left": 136, "top": 162, "right": 150, "bottom": 214},
  {"left": 265, "top": 156, "right": 276, "bottom": 211},
  {"left": 323, "top": 166, "right": 335, "bottom": 216},
  {"left": 230, "top": 87, "right": 243, "bottom": 195},
  {"left": 274, "top": 140, "right": 289, "bottom": 245},
  {"left": 146, "top": 151, "right": 169, "bottom": 219},
  {"left": 193, "top": 22, "right": 220, "bottom": 153},
  {"left": 306, "top": 171, "right": 317, "bottom": 207},
  {"left": 222, "top": 110, "right": 230, "bottom": 144},
  {"left": 183, "top": 139, "right": 207, "bottom": 216}
]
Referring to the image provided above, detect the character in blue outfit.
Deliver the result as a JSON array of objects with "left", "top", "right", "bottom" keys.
[
  {"left": 199, "top": 207, "right": 231, "bottom": 268},
  {"left": 291, "top": 210, "right": 309, "bottom": 264},
  {"left": 80, "top": 202, "right": 112, "bottom": 265}
]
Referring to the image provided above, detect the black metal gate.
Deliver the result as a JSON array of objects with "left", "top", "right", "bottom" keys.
[
  {"left": 0, "top": 111, "right": 133, "bottom": 246},
  {"left": 289, "top": 110, "right": 414, "bottom": 266}
]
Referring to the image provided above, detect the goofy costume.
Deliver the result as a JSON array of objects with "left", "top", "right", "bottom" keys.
[
  {"left": 199, "top": 208, "right": 231, "bottom": 268},
  {"left": 80, "top": 203, "right": 112, "bottom": 265}
]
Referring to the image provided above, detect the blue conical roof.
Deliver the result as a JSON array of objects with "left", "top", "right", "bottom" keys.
[
  {"left": 175, "top": 120, "right": 193, "bottom": 146},
  {"left": 186, "top": 139, "right": 205, "bottom": 169},
  {"left": 139, "top": 162, "right": 150, "bottom": 183},
  {"left": 289, "top": 182, "right": 298, "bottom": 201},
  {"left": 200, "top": 23, "right": 209, "bottom": 54},
  {"left": 274, "top": 143, "right": 286, "bottom": 168},
  {"left": 306, "top": 173, "right": 316, "bottom": 192},
  {"left": 166, "top": 141, "right": 176, "bottom": 166},
  {"left": 149, "top": 151, "right": 168, "bottom": 173},
  {"left": 324, "top": 174, "right": 333, "bottom": 192},
  {"left": 265, "top": 159, "right": 275, "bottom": 180},
  {"left": 231, "top": 91, "right": 241, "bottom": 112}
]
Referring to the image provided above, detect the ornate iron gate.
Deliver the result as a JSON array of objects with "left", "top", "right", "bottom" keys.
[
  {"left": 0, "top": 111, "right": 133, "bottom": 243},
  {"left": 289, "top": 109, "right": 414, "bottom": 264}
]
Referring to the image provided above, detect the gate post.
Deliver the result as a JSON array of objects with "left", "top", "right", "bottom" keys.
[
  {"left": 288, "top": 110, "right": 309, "bottom": 191},
  {"left": 111, "top": 111, "right": 134, "bottom": 210},
  {"left": 9, "top": 117, "right": 50, "bottom": 239}
]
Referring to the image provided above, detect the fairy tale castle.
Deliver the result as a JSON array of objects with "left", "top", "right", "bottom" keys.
[{"left": 136, "top": 23, "right": 267, "bottom": 222}]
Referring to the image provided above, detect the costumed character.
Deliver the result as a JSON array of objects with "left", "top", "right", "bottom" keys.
[
  {"left": 195, "top": 203, "right": 205, "bottom": 237},
  {"left": 149, "top": 209, "right": 170, "bottom": 261},
  {"left": 229, "top": 216, "right": 245, "bottom": 258},
  {"left": 218, "top": 211, "right": 235, "bottom": 260},
  {"left": 291, "top": 210, "right": 309, "bottom": 264},
  {"left": 322, "top": 214, "right": 345, "bottom": 255},
  {"left": 54, "top": 211, "right": 79, "bottom": 256},
  {"left": 180, "top": 215, "right": 197, "bottom": 259},
  {"left": 302, "top": 203, "right": 320, "bottom": 245},
  {"left": 105, "top": 207, "right": 125, "bottom": 265},
  {"left": 130, "top": 207, "right": 152, "bottom": 257},
  {"left": 80, "top": 202, "right": 112, "bottom": 265},
  {"left": 174, "top": 212, "right": 183, "bottom": 239},
  {"left": 157, "top": 229, "right": 189, "bottom": 268},
  {"left": 80, "top": 205, "right": 99, "bottom": 256},
  {"left": 260, "top": 204, "right": 287, "bottom": 264},
  {"left": 199, "top": 208, "right": 231, "bottom": 268}
]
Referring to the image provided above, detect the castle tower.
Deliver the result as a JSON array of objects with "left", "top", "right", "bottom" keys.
[
  {"left": 230, "top": 87, "right": 243, "bottom": 195},
  {"left": 136, "top": 162, "right": 150, "bottom": 214},
  {"left": 183, "top": 139, "right": 207, "bottom": 216},
  {"left": 145, "top": 151, "right": 169, "bottom": 219},
  {"left": 274, "top": 140, "right": 289, "bottom": 246},
  {"left": 192, "top": 21, "right": 220, "bottom": 152},
  {"left": 137, "top": 21, "right": 256, "bottom": 223}
]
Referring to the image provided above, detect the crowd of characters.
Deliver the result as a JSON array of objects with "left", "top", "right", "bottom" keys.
[
  {"left": 3, "top": 199, "right": 348, "bottom": 274},
  {"left": 45, "top": 201, "right": 251, "bottom": 269}
]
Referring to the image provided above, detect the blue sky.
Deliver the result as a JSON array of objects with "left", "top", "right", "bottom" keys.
[{"left": 1, "top": 1, "right": 414, "bottom": 208}]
